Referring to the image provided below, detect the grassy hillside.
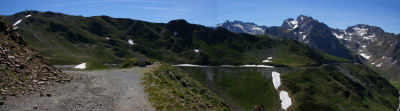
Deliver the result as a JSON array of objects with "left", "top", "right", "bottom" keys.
[
  {"left": 5, "top": 11, "right": 348, "bottom": 66},
  {"left": 143, "top": 63, "right": 230, "bottom": 110},
  {"left": 179, "top": 67, "right": 288, "bottom": 111},
  {"left": 179, "top": 64, "right": 399, "bottom": 111},
  {"left": 281, "top": 64, "right": 398, "bottom": 111}
]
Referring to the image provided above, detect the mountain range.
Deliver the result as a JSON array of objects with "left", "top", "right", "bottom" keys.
[
  {"left": 1, "top": 11, "right": 399, "bottom": 110},
  {"left": 218, "top": 15, "right": 400, "bottom": 80}
]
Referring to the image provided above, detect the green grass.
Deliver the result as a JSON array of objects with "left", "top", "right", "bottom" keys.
[
  {"left": 281, "top": 64, "right": 398, "bottom": 111},
  {"left": 119, "top": 58, "right": 138, "bottom": 69},
  {"left": 317, "top": 51, "right": 351, "bottom": 63},
  {"left": 143, "top": 63, "right": 229, "bottom": 110},
  {"left": 390, "top": 81, "right": 400, "bottom": 90},
  {"left": 271, "top": 43, "right": 317, "bottom": 66},
  {"left": 179, "top": 67, "right": 281, "bottom": 110},
  {"left": 85, "top": 60, "right": 109, "bottom": 70},
  {"left": 215, "top": 70, "right": 280, "bottom": 110}
]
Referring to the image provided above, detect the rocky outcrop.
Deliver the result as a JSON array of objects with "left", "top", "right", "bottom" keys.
[{"left": 0, "top": 18, "right": 71, "bottom": 97}]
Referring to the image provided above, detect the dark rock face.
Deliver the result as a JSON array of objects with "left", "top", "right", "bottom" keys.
[
  {"left": 0, "top": 18, "right": 71, "bottom": 96},
  {"left": 276, "top": 15, "right": 354, "bottom": 60}
]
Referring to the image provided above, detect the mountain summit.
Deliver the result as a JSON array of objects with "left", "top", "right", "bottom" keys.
[{"left": 332, "top": 24, "right": 400, "bottom": 79}]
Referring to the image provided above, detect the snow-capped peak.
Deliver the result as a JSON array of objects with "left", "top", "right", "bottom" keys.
[
  {"left": 285, "top": 19, "right": 298, "bottom": 30},
  {"left": 353, "top": 27, "right": 368, "bottom": 36}
]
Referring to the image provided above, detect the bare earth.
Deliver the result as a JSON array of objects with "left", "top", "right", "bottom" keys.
[{"left": 0, "top": 64, "right": 157, "bottom": 111}]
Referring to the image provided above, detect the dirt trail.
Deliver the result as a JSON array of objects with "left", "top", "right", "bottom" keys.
[{"left": 0, "top": 64, "right": 157, "bottom": 111}]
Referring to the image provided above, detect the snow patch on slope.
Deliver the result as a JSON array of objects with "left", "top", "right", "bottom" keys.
[
  {"left": 289, "top": 20, "right": 298, "bottom": 29},
  {"left": 13, "top": 19, "right": 22, "bottom": 26},
  {"left": 332, "top": 32, "right": 344, "bottom": 39},
  {"left": 271, "top": 71, "right": 292, "bottom": 110},
  {"left": 360, "top": 53, "right": 371, "bottom": 59},
  {"left": 353, "top": 27, "right": 368, "bottom": 36},
  {"left": 128, "top": 39, "right": 134, "bottom": 45},
  {"left": 262, "top": 57, "right": 273, "bottom": 63},
  {"left": 302, "top": 35, "right": 307, "bottom": 40},
  {"left": 272, "top": 71, "right": 281, "bottom": 89},
  {"left": 280, "top": 91, "right": 292, "bottom": 110},
  {"left": 286, "top": 19, "right": 298, "bottom": 30},
  {"left": 194, "top": 49, "right": 199, "bottom": 53},
  {"left": 376, "top": 63, "right": 383, "bottom": 67},
  {"left": 363, "top": 33, "right": 375, "bottom": 40},
  {"left": 74, "top": 63, "right": 86, "bottom": 69},
  {"left": 233, "top": 24, "right": 245, "bottom": 30}
]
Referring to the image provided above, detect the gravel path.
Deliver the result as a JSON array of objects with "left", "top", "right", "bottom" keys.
[{"left": 0, "top": 64, "right": 157, "bottom": 111}]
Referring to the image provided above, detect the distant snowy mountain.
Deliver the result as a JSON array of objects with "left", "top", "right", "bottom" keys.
[
  {"left": 218, "top": 16, "right": 400, "bottom": 80},
  {"left": 332, "top": 25, "right": 400, "bottom": 79},
  {"left": 217, "top": 20, "right": 268, "bottom": 35},
  {"left": 218, "top": 16, "right": 354, "bottom": 60},
  {"left": 271, "top": 15, "right": 355, "bottom": 60}
]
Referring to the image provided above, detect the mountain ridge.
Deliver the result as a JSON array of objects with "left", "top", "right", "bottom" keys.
[
  {"left": 2, "top": 11, "right": 399, "bottom": 111},
  {"left": 218, "top": 15, "right": 400, "bottom": 80}
]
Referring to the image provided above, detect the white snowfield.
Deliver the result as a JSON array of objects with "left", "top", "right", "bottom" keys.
[
  {"left": 353, "top": 27, "right": 368, "bottom": 36},
  {"left": 272, "top": 71, "right": 281, "bottom": 89},
  {"left": 287, "top": 19, "right": 298, "bottom": 30},
  {"left": 262, "top": 57, "right": 273, "bottom": 63},
  {"left": 271, "top": 71, "right": 292, "bottom": 110},
  {"left": 12, "top": 14, "right": 32, "bottom": 29},
  {"left": 262, "top": 59, "right": 271, "bottom": 63},
  {"left": 280, "top": 91, "right": 292, "bottom": 110},
  {"left": 128, "top": 39, "right": 134, "bottom": 45},
  {"left": 13, "top": 19, "right": 22, "bottom": 26},
  {"left": 74, "top": 63, "right": 87, "bottom": 69},
  {"left": 359, "top": 53, "right": 371, "bottom": 59},
  {"left": 194, "top": 49, "right": 199, "bottom": 53}
]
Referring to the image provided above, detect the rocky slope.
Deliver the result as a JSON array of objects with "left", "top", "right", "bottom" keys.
[
  {"left": 0, "top": 18, "right": 71, "bottom": 98},
  {"left": 332, "top": 24, "right": 400, "bottom": 80}
]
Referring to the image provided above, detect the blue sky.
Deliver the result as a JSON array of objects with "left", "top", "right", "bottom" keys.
[{"left": 1, "top": 0, "right": 399, "bottom": 33}]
